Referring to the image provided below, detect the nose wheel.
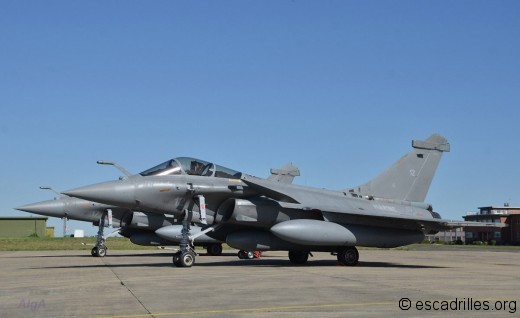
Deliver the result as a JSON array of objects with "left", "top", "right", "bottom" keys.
[
  {"left": 96, "top": 246, "right": 107, "bottom": 257},
  {"left": 173, "top": 250, "right": 196, "bottom": 267},
  {"left": 91, "top": 244, "right": 108, "bottom": 257}
]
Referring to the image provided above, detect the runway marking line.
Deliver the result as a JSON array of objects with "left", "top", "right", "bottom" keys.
[
  {"left": 97, "top": 297, "right": 519, "bottom": 318},
  {"left": 96, "top": 301, "right": 395, "bottom": 317}
]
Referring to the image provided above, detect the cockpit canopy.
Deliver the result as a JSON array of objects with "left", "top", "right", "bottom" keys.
[{"left": 139, "top": 157, "right": 241, "bottom": 179}]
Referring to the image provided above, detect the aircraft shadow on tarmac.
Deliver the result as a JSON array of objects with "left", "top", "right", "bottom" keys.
[
  {"left": 23, "top": 258, "right": 449, "bottom": 270},
  {"left": 7, "top": 252, "right": 174, "bottom": 259},
  {"left": 192, "top": 259, "right": 448, "bottom": 269}
]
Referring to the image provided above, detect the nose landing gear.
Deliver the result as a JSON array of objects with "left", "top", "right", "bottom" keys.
[{"left": 91, "top": 210, "right": 111, "bottom": 258}]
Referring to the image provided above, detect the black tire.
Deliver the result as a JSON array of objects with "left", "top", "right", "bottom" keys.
[
  {"left": 97, "top": 246, "right": 107, "bottom": 258},
  {"left": 206, "top": 244, "right": 223, "bottom": 256},
  {"left": 337, "top": 246, "right": 359, "bottom": 266},
  {"left": 238, "top": 250, "right": 247, "bottom": 259},
  {"left": 173, "top": 252, "right": 181, "bottom": 267},
  {"left": 288, "top": 251, "right": 309, "bottom": 264},
  {"left": 178, "top": 251, "right": 195, "bottom": 267},
  {"left": 91, "top": 247, "right": 98, "bottom": 257}
]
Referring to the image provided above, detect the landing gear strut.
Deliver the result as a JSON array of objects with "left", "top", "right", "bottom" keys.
[
  {"left": 337, "top": 246, "right": 359, "bottom": 266},
  {"left": 172, "top": 194, "right": 222, "bottom": 267},
  {"left": 91, "top": 210, "right": 110, "bottom": 257},
  {"left": 173, "top": 210, "right": 196, "bottom": 267}
]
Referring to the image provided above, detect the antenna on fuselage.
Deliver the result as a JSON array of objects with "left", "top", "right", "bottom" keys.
[
  {"left": 96, "top": 161, "right": 132, "bottom": 177},
  {"left": 39, "top": 186, "right": 63, "bottom": 197}
]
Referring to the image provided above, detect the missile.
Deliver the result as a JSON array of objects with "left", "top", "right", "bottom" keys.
[{"left": 155, "top": 225, "right": 220, "bottom": 244}]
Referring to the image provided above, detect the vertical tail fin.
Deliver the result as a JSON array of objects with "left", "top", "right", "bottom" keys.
[{"left": 348, "top": 134, "right": 450, "bottom": 202}]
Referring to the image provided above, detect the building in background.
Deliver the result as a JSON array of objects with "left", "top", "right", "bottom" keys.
[
  {"left": 46, "top": 227, "right": 55, "bottom": 237},
  {"left": 426, "top": 227, "right": 465, "bottom": 244},
  {"left": 0, "top": 217, "right": 49, "bottom": 237},
  {"left": 463, "top": 205, "right": 520, "bottom": 245}
]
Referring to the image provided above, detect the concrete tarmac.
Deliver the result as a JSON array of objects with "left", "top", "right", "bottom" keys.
[{"left": 0, "top": 248, "right": 518, "bottom": 317}]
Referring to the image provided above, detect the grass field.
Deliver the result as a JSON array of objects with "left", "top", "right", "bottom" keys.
[
  {"left": 0, "top": 237, "right": 157, "bottom": 251},
  {"left": 1, "top": 237, "right": 519, "bottom": 252}
]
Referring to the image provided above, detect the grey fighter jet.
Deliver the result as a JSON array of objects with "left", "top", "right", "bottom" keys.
[
  {"left": 17, "top": 162, "right": 300, "bottom": 258},
  {"left": 16, "top": 191, "right": 222, "bottom": 257},
  {"left": 63, "top": 135, "right": 504, "bottom": 267}
]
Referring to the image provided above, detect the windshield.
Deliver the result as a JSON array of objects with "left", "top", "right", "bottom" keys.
[
  {"left": 214, "top": 164, "right": 242, "bottom": 178},
  {"left": 139, "top": 159, "right": 182, "bottom": 176},
  {"left": 140, "top": 157, "right": 241, "bottom": 178},
  {"left": 175, "top": 157, "right": 211, "bottom": 176}
]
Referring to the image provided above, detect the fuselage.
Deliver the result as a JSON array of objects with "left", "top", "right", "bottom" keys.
[{"left": 62, "top": 172, "right": 441, "bottom": 251}]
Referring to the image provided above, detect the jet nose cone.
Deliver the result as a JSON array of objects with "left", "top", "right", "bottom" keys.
[
  {"left": 62, "top": 180, "right": 136, "bottom": 208},
  {"left": 16, "top": 200, "right": 65, "bottom": 217}
]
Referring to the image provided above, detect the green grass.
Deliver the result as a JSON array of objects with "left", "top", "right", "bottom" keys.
[
  {"left": 0, "top": 237, "right": 158, "bottom": 251},
  {"left": 1, "top": 237, "right": 519, "bottom": 252}
]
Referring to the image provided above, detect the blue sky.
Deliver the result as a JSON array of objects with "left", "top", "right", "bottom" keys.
[{"left": 1, "top": 1, "right": 519, "bottom": 236}]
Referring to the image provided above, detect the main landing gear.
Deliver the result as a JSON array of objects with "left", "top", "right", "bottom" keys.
[
  {"left": 206, "top": 243, "right": 223, "bottom": 256},
  {"left": 287, "top": 247, "right": 359, "bottom": 266},
  {"left": 288, "top": 250, "right": 310, "bottom": 264},
  {"left": 336, "top": 246, "right": 359, "bottom": 266}
]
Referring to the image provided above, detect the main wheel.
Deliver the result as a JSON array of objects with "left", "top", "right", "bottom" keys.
[
  {"left": 91, "top": 247, "right": 98, "bottom": 257},
  {"left": 288, "top": 251, "right": 309, "bottom": 264},
  {"left": 173, "top": 252, "right": 181, "bottom": 266},
  {"left": 97, "top": 246, "right": 107, "bottom": 258},
  {"left": 206, "top": 244, "right": 223, "bottom": 256},
  {"left": 178, "top": 251, "right": 195, "bottom": 267},
  {"left": 337, "top": 246, "right": 359, "bottom": 266}
]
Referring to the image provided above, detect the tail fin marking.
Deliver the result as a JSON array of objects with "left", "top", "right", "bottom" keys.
[{"left": 348, "top": 134, "right": 449, "bottom": 203}]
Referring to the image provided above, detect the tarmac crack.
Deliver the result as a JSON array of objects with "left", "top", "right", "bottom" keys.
[{"left": 101, "top": 258, "right": 156, "bottom": 318}]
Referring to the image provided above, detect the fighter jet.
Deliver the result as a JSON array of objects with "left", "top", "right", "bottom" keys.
[
  {"left": 63, "top": 135, "right": 504, "bottom": 267},
  {"left": 17, "top": 162, "right": 300, "bottom": 258},
  {"left": 15, "top": 190, "right": 222, "bottom": 257}
]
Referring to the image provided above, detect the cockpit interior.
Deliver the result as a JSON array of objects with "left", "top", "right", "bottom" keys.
[{"left": 139, "top": 157, "right": 241, "bottom": 179}]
